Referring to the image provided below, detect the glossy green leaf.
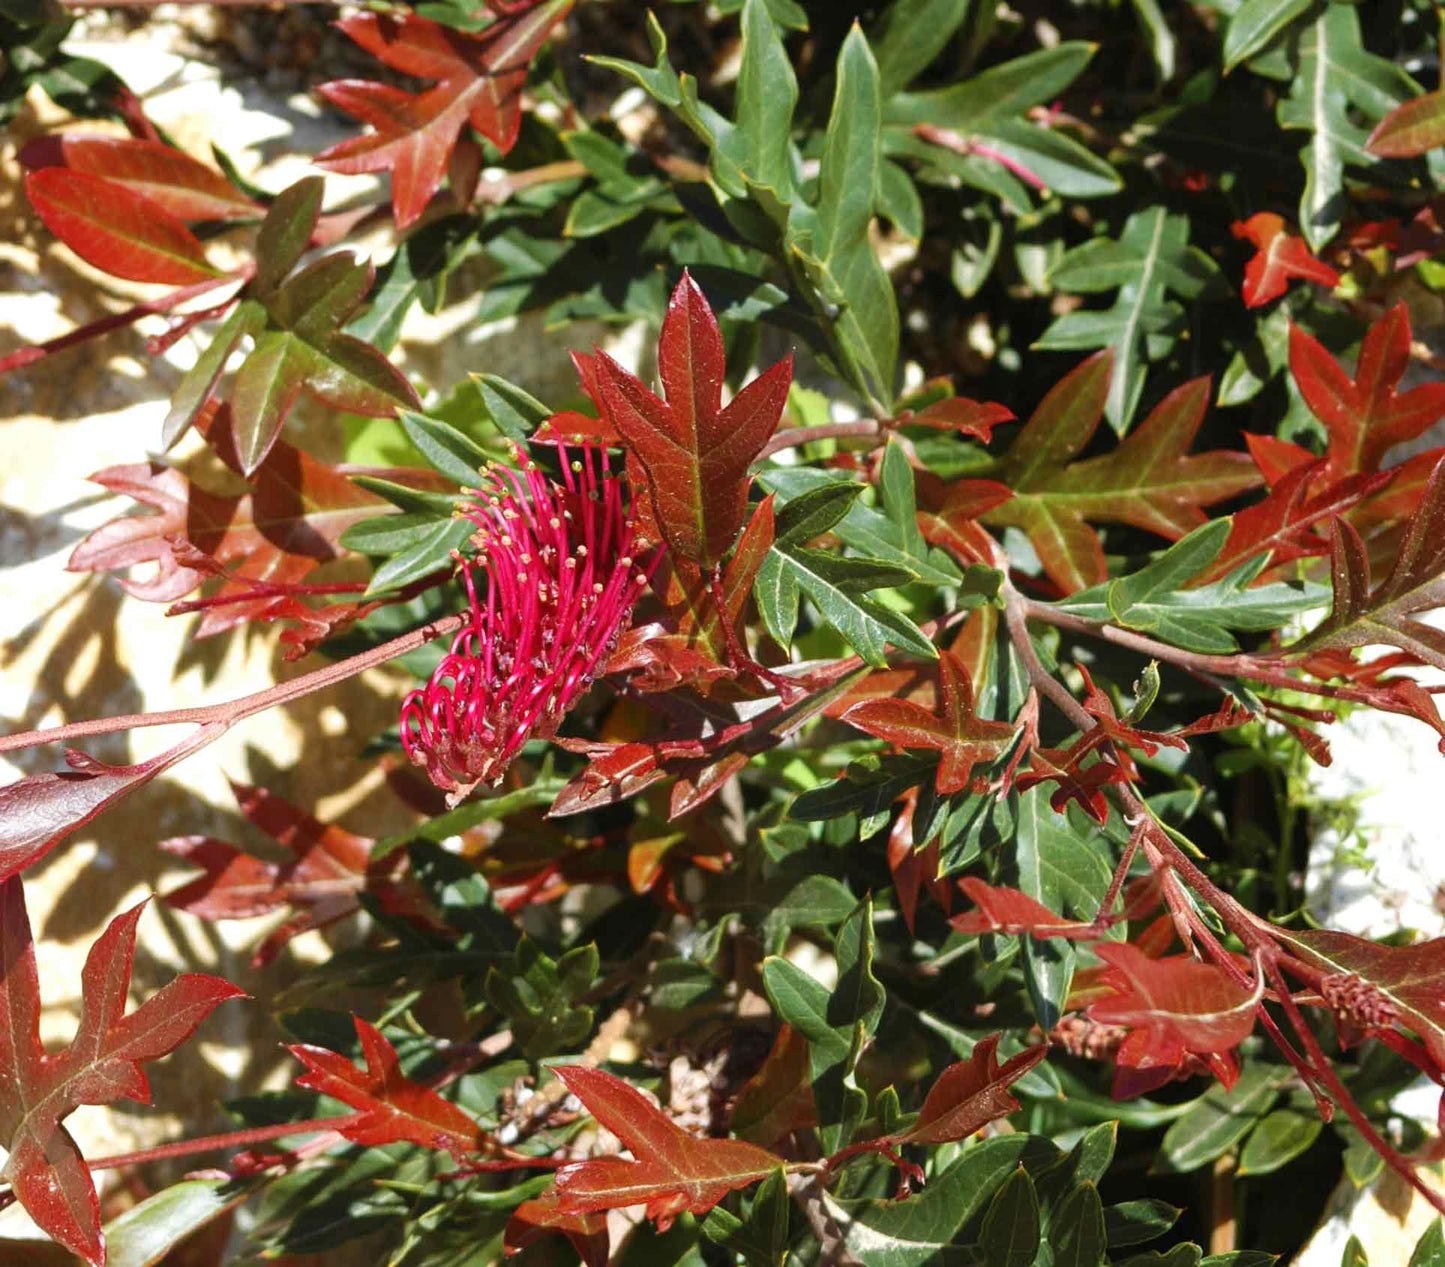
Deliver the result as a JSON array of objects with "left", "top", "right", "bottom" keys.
[
  {"left": 979, "top": 1166, "right": 1040, "bottom": 1267},
  {"left": 1007, "top": 787, "right": 1117, "bottom": 1029},
  {"left": 1157, "top": 1065, "right": 1280, "bottom": 1173},
  {"left": 1038, "top": 207, "right": 1220, "bottom": 431},
  {"left": 1223, "top": 0, "right": 1310, "bottom": 71},
  {"left": 1053, "top": 1181, "right": 1108, "bottom": 1267},
  {"left": 760, "top": 898, "right": 883, "bottom": 1150},
  {"left": 1237, "top": 1107, "right": 1322, "bottom": 1176}
]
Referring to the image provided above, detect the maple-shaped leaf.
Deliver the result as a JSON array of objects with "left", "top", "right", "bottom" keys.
[
  {"left": 288, "top": 1014, "right": 487, "bottom": 1156},
  {"left": 1087, "top": 943, "right": 1262, "bottom": 1099},
  {"left": 593, "top": 271, "right": 794, "bottom": 569},
  {"left": 504, "top": 1189, "right": 609, "bottom": 1267},
  {"left": 20, "top": 134, "right": 259, "bottom": 221},
  {"left": 549, "top": 1063, "right": 784, "bottom": 1228},
  {"left": 316, "top": 1, "right": 575, "bottom": 229},
  {"left": 608, "top": 496, "right": 776, "bottom": 694},
  {"left": 1273, "top": 927, "right": 1445, "bottom": 1071},
  {"left": 1231, "top": 212, "right": 1340, "bottom": 308},
  {"left": 0, "top": 877, "right": 244, "bottom": 1265},
  {"left": 26, "top": 167, "right": 224, "bottom": 286},
  {"left": 1298, "top": 455, "right": 1445, "bottom": 678},
  {"left": 67, "top": 404, "right": 428, "bottom": 638},
  {"left": 1290, "top": 303, "right": 1445, "bottom": 481},
  {"left": 160, "top": 781, "right": 422, "bottom": 968},
  {"left": 888, "top": 1035, "right": 1047, "bottom": 1146},
  {"left": 842, "top": 651, "right": 1021, "bottom": 795},
  {"left": 981, "top": 354, "right": 1260, "bottom": 593},
  {"left": 1190, "top": 458, "right": 1391, "bottom": 587},
  {"left": 949, "top": 878, "right": 1102, "bottom": 940}
]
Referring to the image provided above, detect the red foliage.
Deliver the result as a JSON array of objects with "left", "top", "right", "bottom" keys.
[
  {"left": 317, "top": 2, "right": 576, "bottom": 228},
  {"left": 288, "top": 1015, "right": 487, "bottom": 1156},
  {"left": 1231, "top": 212, "right": 1340, "bottom": 307},
  {"left": 160, "top": 782, "right": 425, "bottom": 968},
  {"left": 1289, "top": 303, "right": 1445, "bottom": 482},
  {"left": 591, "top": 271, "right": 793, "bottom": 568},
  {"left": 1088, "top": 944, "right": 1261, "bottom": 1099},
  {"left": 26, "top": 167, "right": 223, "bottom": 285},
  {"left": 842, "top": 650, "right": 1022, "bottom": 794},
  {"left": 547, "top": 1064, "right": 783, "bottom": 1227},
  {"left": 0, "top": 878, "right": 244, "bottom": 1265}
]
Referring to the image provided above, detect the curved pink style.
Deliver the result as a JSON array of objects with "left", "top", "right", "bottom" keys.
[{"left": 400, "top": 441, "right": 656, "bottom": 802}]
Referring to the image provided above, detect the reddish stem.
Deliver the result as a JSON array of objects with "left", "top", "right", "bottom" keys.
[
  {"left": 754, "top": 419, "right": 884, "bottom": 462},
  {"left": 0, "top": 613, "right": 464, "bottom": 757},
  {"left": 86, "top": 1116, "right": 360, "bottom": 1172},
  {"left": 0, "top": 274, "right": 241, "bottom": 377},
  {"left": 1001, "top": 583, "right": 1445, "bottom": 1219}
]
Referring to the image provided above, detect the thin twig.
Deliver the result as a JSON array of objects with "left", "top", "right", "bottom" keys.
[{"left": 0, "top": 613, "right": 464, "bottom": 756}]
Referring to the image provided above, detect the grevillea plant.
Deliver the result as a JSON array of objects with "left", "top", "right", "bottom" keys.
[{"left": 9, "top": 0, "right": 1445, "bottom": 1263}]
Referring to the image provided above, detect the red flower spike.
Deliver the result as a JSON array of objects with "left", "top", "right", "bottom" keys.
[
  {"left": 1232, "top": 212, "right": 1340, "bottom": 308},
  {"left": 1087, "top": 944, "right": 1263, "bottom": 1100},
  {"left": 400, "top": 442, "right": 658, "bottom": 803},
  {"left": 0, "top": 877, "right": 245, "bottom": 1266}
]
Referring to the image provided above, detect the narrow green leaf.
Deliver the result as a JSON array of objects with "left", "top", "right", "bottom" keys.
[
  {"left": 399, "top": 411, "right": 490, "bottom": 486},
  {"left": 254, "top": 175, "right": 323, "bottom": 295}
]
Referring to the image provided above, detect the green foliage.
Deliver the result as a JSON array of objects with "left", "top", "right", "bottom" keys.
[{"left": 10, "top": 0, "right": 1445, "bottom": 1263}]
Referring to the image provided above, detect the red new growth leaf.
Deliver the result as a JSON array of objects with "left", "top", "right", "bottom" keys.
[
  {"left": 504, "top": 1189, "right": 609, "bottom": 1267},
  {"left": 288, "top": 1015, "right": 485, "bottom": 1156},
  {"left": 892, "top": 1035, "right": 1047, "bottom": 1146},
  {"left": 888, "top": 789, "right": 953, "bottom": 936},
  {"left": 1087, "top": 944, "right": 1262, "bottom": 1099},
  {"left": 1191, "top": 459, "right": 1390, "bottom": 585},
  {"left": 609, "top": 496, "right": 777, "bottom": 694},
  {"left": 1290, "top": 303, "right": 1445, "bottom": 480},
  {"left": 728, "top": 1024, "right": 817, "bottom": 1147},
  {"left": 549, "top": 1064, "right": 783, "bottom": 1228},
  {"left": 950, "top": 878, "right": 1101, "bottom": 940},
  {"left": 1275, "top": 927, "right": 1445, "bottom": 1072},
  {"left": 842, "top": 650, "right": 1020, "bottom": 795},
  {"left": 908, "top": 395, "right": 1014, "bottom": 442},
  {"left": 1302, "top": 455, "right": 1445, "bottom": 680},
  {"left": 0, "top": 877, "right": 244, "bottom": 1265},
  {"left": 593, "top": 271, "right": 794, "bottom": 568},
  {"left": 160, "top": 782, "right": 422, "bottom": 968},
  {"left": 983, "top": 356, "right": 1259, "bottom": 594},
  {"left": 1367, "top": 90, "right": 1445, "bottom": 158},
  {"left": 67, "top": 405, "right": 424, "bottom": 637},
  {"left": 317, "top": 1, "right": 575, "bottom": 228},
  {"left": 0, "top": 732, "right": 217, "bottom": 884},
  {"left": 26, "top": 167, "right": 224, "bottom": 285},
  {"left": 20, "top": 134, "right": 259, "bottom": 221},
  {"left": 1232, "top": 212, "right": 1340, "bottom": 307}
]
